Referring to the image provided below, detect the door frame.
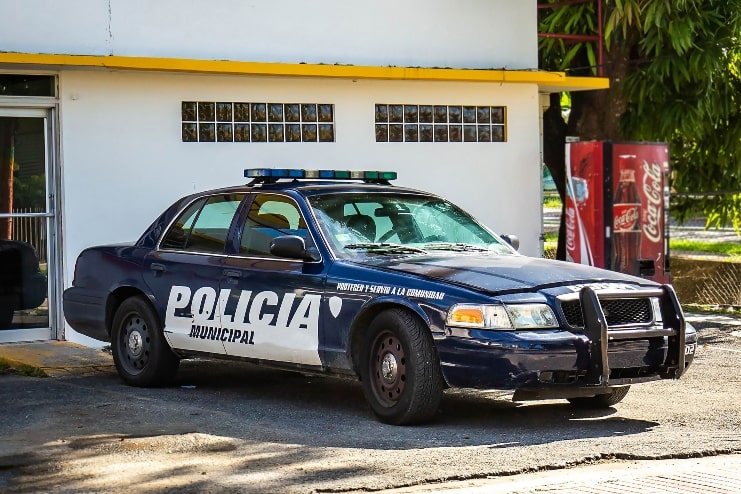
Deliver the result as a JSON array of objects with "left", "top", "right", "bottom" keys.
[{"left": 0, "top": 96, "right": 62, "bottom": 342}]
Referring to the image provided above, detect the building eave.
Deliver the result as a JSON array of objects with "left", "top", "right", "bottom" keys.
[{"left": 0, "top": 52, "right": 609, "bottom": 92}]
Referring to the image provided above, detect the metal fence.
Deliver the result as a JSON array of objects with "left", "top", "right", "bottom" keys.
[
  {"left": 672, "top": 257, "right": 741, "bottom": 306},
  {"left": 10, "top": 208, "right": 47, "bottom": 263}
]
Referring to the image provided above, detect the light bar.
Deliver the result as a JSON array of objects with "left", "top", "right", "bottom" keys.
[{"left": 244, "top": 168, "right": 397, "bottom": 181}]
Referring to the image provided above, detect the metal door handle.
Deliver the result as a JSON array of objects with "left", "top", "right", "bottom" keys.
[
  {"left": 151, "top": 263, "right": 166, "bottom": 273},
  {"left": 224, "top": 270, "right": 241, "bottom": 279}
]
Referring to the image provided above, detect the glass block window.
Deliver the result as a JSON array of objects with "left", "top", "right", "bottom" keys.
[
  {"left": 375, "top": 104, "right": 506, "bottom": 143},
  {"left": 182, "top": 101, "right": 335, "bottom": 143}
]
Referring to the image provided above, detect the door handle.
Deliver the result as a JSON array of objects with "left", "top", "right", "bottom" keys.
[
  {"left": 151, "top": 263, "right": 166, "bottom": 273},
  {"left": 224, "top": 270, "right": 242, "bottom": 280}
]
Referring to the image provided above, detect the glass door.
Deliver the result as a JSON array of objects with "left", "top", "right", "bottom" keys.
[{"left": 0, "top": 109, "right": 55, "bottom": 342}]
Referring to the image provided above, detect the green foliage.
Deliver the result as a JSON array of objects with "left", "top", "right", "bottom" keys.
[
  {"left": 539, "top": 0, "right": 600, "bottom": 74},
  {"left": 619, "top": 0, "right": 741, "bottom": 229},
  {"left": 0, "top": 357, "right": 48, "bottom": 377},
  {"left": 12, "top": 174, "right": 45, "bottom": 209},
  {"left": 540, "top": 0, "right": 741, "bottom": 230}
]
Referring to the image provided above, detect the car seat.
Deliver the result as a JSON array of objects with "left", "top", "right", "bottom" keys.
[{"left": 345, "top": 214, "right": 376, "bottom": 242}]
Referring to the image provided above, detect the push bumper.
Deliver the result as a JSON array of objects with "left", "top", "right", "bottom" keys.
[
  {"left": 437, "top": 285, "right": 694, "bottom": 399},
  {"left": 515, "top": 285, "right": 689, "bottom": 401}
]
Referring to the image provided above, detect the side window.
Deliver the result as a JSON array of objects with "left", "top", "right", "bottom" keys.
[
  {"left": 240, "top": 194, "right": 307, "bottom": 256},
  {"left": 160, "top": 198, "right": 206, "bottom": 250},
  {"left": 160, "top": 194, "right": 243, "bottom": 253}
]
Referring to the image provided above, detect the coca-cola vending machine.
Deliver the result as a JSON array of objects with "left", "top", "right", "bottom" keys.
[{"left": 564, "top": 141, "right": 670, "bottom": 283}]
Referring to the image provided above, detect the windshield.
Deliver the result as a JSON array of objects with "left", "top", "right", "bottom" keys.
[{"left": 307, "top": 192, "right": 517, "bottom": 259}]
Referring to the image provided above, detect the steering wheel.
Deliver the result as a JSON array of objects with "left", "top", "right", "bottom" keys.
[{"left": 377, "top": 229, "right": 397, "bottom": 243}]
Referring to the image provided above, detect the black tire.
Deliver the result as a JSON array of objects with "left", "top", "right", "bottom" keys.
[
  {"left": 360, "top": 308, "right": 444, "bottom": 425},
  {"left": 567, "top": 386, "right": 630, "bottom": 409},
  {"left": 111, "top": 296, "right": 179, "bottom": 387}
]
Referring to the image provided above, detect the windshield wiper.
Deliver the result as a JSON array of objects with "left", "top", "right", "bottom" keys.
[
  {"left": 421, "top": 242, "right": 490, "bottom": 252},
  {"left": 344, "top": 242, "right": 427, "bottom": 254}
]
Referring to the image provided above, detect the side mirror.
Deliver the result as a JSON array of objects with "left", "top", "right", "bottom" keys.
[
  {"left": 500, "top": 234, "right": 520, "bottom": 251},
  {"left": 270, "top": 235, "right": 320, "bottom": 262}
]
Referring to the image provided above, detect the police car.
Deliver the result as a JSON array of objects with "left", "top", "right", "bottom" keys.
[{"left": 63, "top": 169, "right": 697, "bottom": 425}]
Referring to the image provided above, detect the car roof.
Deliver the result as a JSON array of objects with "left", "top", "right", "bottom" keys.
[{"left": 196, "top": 180, "right": 435, "bottom": 199}]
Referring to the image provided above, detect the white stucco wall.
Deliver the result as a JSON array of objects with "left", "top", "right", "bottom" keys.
[
  {"left": 1, "top": 0, "right": 537, "bottom": 70},
  {"left": 59, "top": 69, "right": 541, "bottom": 282}
]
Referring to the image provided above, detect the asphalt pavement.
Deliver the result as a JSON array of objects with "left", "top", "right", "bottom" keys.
[{"left": 1, "top": 312, "right": 739, "bottom": 493}]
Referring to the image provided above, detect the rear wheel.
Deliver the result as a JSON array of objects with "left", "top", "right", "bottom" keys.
[
  {"left": 360, "top": 308, "right": 443, "bottom": 425},
  {"left": 567, "top": 386, "right": 630, "bottom": 408},
  {"left": 111, "top": 296, "right": 179, "bottom": 387}
]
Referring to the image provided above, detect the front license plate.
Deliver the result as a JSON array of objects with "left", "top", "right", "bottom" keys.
[{"left": 685, "top": 343, "right": 696, "bottom": 355}]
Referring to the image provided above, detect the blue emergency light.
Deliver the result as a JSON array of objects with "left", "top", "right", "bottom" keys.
[{"left": 244, "top": 168, "right": 397, "bottom": 182}]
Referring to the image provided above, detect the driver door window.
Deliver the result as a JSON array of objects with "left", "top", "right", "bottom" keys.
[{"left": 240, "top": 194, "right": 308, "bottom": 256}]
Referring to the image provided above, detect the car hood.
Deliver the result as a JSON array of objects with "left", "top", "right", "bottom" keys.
[{"left": 368, "top": 253, "right": 655, "bottom": 295}]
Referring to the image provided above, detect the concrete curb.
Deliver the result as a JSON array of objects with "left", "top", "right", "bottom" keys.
[{"left": 0, "top": 341, "right": 114, "bottom": 377}]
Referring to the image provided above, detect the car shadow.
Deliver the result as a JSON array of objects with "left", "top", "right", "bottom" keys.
[
  {"left": 0, "top": 363, "right": 665, "bottom": 494},
  {"left": 153, "top": 358, "right": 660, "bottom": 450}
]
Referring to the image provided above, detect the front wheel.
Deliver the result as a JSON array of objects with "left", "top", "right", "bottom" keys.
[
  {"left": 111, "top": 296, "right": 179, "bottom": 387},
  {"left": 360, "top": 309, "right": 444, "bottom": 425},
  {"left": 567, "top": 386, "right": 630, "bottom": 408}
]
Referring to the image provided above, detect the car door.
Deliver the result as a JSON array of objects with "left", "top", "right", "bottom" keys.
[
  {"left": 142, "top": 193, "right": 244, "bottom": 354},
  {"left": 220, "top": 192, "right": 326, "bottom": 366}
]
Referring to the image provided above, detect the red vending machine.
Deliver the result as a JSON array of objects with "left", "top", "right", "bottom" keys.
[{"left": 564, "top": 141, "right": 671, "bottom": 283}]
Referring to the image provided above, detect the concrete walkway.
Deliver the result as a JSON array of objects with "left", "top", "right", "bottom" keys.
[
  {"left": 370, "top": 455, "right": 741, "bottom": 493},
  {"left": 0, "top": 340, "right": 113, "bottom": 376}
]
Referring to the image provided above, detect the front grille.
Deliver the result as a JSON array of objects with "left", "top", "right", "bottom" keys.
[{"left": 560, "top": 298, "right": 653, "bottom": 328}]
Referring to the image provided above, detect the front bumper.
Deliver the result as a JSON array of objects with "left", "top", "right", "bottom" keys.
[{"left": 437, "top": 285, "right": 695, "bottom": 398}]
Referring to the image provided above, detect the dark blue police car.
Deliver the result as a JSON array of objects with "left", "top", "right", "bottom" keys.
[{"left": 64, "top": 169, "right": 697, "bottom": 424}]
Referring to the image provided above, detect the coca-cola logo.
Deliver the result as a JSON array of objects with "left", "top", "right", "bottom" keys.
[
  {"left": 642, "top": 161, "right": 663, "bottom": 243},
  {"left": 614, "top": 204, "right": 640, "bottom": 232},
  {"left": 566, "top": 206, "right": 576, "bottom": 252}
]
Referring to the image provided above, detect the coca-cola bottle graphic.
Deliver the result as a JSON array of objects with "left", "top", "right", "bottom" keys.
[{"left": 612, "top": 158, "right": 641, "bottom": 275}]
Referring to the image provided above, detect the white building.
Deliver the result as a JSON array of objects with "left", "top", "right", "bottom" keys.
[{"left": 0, "top": 0, "right": 606, "bottom": 344}]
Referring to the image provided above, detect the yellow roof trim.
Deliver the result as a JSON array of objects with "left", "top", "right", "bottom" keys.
[{"left": 0, "top": 52, "right": 609, "bottom": 91}]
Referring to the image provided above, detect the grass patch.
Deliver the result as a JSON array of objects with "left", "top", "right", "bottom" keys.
[
  {"left": 543, "top": 233, "right": 740, "bottom": 256},
  {"left": 543, "top": 194, "right": 562, "bottom": 209},
  {"left": 0, "top": 357, "right": 47, "bottom": 377},
  {"left": 683, "top": 304, "right": 741, "bottom": 316},
  {"left": 669, "top": 239, "right": 741, "bottom": 257}
]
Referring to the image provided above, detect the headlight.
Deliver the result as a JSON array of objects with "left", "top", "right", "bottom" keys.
[
  {"left": 446, "top": 303, "right": 558, "bottom": 330},
  {"left": 507, "top": 304, "right": 558, "bottom": 328},
  {"left": 446, "top": 304, "right": 513, "bottom": 329}
]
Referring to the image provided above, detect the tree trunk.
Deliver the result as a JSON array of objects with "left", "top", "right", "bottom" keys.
[
  {"left": 0, "top": 118, "right": 16, "bottom": 240},
  {"left": 542, "top": 42, "right": 633, "bottom": 259},
  {"left": 542, "top": 93, "right": 568, "bottom": 259}
]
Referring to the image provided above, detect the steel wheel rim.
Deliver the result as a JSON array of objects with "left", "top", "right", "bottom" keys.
[
  {"left": 120, "top": 313, "right": 150, "bottom": 375},
  {"left": 369, "top": 331, "right": 407, "bottom": 407}
]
